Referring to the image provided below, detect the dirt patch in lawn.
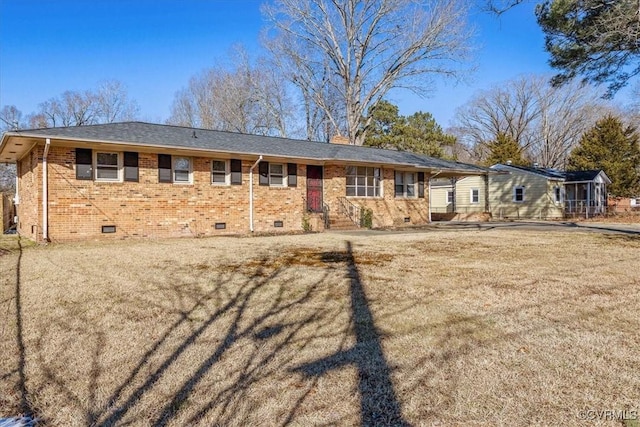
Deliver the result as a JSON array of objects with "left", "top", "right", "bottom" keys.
[{"left": 1, "top": 230, "right": 639, "bottom": 426}]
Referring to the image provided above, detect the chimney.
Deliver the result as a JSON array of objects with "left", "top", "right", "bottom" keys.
[{"left": 330, "top": 135, "right": 351, "bottom": 145}]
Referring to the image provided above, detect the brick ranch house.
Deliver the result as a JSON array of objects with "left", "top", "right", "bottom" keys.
[{"left": 0, "top": 122, "right": 486, "bottom": 242}]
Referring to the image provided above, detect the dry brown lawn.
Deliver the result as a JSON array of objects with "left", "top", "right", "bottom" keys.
[{"left": 1, "top": 228, "right": 639, "bottom": 426}]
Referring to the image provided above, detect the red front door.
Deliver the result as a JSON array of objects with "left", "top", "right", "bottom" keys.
[{"left": 307, "top": 165, "right": 323, "bottom": 212}]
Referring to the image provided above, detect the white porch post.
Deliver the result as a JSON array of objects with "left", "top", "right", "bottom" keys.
[{"left": 586, "top": 182, "right": 591, "bottom": 219}]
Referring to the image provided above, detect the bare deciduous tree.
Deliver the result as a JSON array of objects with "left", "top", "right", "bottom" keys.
[
  {"left": 453, "top": 75, "right": 611, "bottom": 168},
  {"left": 262, "top": 0, "right": 473, "bottom": 145},
  {"left": 168, "top": 47, "right": 295, "bottom": 137},
  {"left": 0, "top": 105, "right": 25, "bottom": 131},
  {"left": 29, "top": 80, "right": 139, "bottom": 128},
  {"left": 95, "top": 79, "right": 140, "bottom": 123}
]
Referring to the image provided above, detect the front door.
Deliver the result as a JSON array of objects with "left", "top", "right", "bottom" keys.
[{"left": 307, "top": 165, "right": 323, "bottom": 213}]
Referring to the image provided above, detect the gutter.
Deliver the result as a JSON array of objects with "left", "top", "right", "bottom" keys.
[
  {"left": 42, "top": 138, "right": 51, "bottom": 242},
  {"left": 249, "top": 156, "right": 263, "bottom": 232},
  {"left": 428, "top": 169, "right": 442, "bottom": 222}
]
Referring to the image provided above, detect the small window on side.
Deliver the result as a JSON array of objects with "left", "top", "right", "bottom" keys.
[
  {"left": 212, "top": 160, "right": 228, "bottom": 185},
  {"left": 173, "top": 157, "right": 191, "bottom": 183},
  {"left": 470, "top": 188, "right": 479, "bottom": 204},
  {"left": 447, "top": 190, "right": 454, "bottom": 204},
  {"left": 95, "top": 152, "right": 119, "bottom": 181},
  {"left": 514, "top": 186, "right": 525, "bottom": 202}
]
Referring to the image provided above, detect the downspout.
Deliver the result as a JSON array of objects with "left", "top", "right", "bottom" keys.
[
  {"left": 428, "top": 170, "right": 442, "bottom": 222},
  {"left": 42, "top": 138, "right": 51, "bottom": 242},
  {"left": 249, "top": 156, "right": 263, "bottom": 232}
]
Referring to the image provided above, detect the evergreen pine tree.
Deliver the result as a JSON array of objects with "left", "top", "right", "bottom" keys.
[
  {"left": 568, "top": 115, "right": 640, "bottom": 197},
  {"left": 484, "top": 132, "right": 527, "bottom": 166}
]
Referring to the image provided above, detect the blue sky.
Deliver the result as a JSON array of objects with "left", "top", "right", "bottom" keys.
[{"left": 0, "top": 1, "right": 573, "bottom": 128}]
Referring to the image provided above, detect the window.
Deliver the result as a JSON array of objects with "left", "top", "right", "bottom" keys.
[
  {"left": 76, "top": 148, "right": 138, "bottom": 182},
  {"left": 346, "top": 166, "right": 381, "bottom": 197},
  {"left": 554, "top": 186, "right": 562, "bottom": 203},
  {"left": 76, "top": 148, "right": 92, "bottom": 180},
  {"left": 173, "top": 157, "right": 191, "bottom": 183},
  {"left": 124, "top": 152, "right": 138, "bottom": 182},
  {"left": 514, "top": 186, "right": 525, "bottom": 202},
  {"left": 212, "top": 160, "right": 229, "bottom": 185},
  {"left": 395, "top": 171, "right": 416, "bottom": 198},
  {"left": 470, "top": 188, "right": 480, "bottom": 204},
  {"left": 258, "top": 161, "right": 293, "bottom": 187},
  {"left": 447, "top": 190, "right": 454, "bottom": 204},
  {"left": 158, "top": 154, "right": 192, "bottom": 183},
  {"left": 95, "top": 152, "right": 120, "bottom": 181},
  {"left": 269, "top": 163, "right": 285, "bottom": 186}
]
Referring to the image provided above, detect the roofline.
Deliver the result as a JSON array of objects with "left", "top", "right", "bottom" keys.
[
  {"left": 1, "top": 132, "right": 486, "bottom": 174},
  {"left": 491, "top": 163, "right": 565, "bottom": 180}
]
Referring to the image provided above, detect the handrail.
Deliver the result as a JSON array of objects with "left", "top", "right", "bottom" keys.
[
  {"left": 322, "top": 202, "right": 330, "bottom": 229},
  {"left": 337, "top": 197, "right": 361, "bottom": 227}
]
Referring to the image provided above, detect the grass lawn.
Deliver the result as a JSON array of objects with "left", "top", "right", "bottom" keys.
[{"left": 1, "top": 228, "right": 639, "bottom": 426}]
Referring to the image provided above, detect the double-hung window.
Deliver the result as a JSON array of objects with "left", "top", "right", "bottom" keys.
[
  {"left": 212, "top": 160, "right": 228, "bottom": 185},
  {"left": 173, "top": 157, "right": 191, "bottom": 183},
  {"left": 76, "top": 148, "right": 139, "bottom": 182},
  {"left": 269, "top": 163, "right": 285, "bottom": 186},
  {"left": 346, "top": 166, "right": 381, "bottom": 197},
  {"left": 514, "top": 186, "right": 525, "bottom": 202},
  {"left": 447, "top": 190, "right": 454, "bottom": 204},
  {"left": 554, "top": 186, "right": 562, "bottom": 203},
  {"left": 258, "top": 161, "right": 296, "bottom": 187},
  {"left": 395, "top": 171, "right": 416, "bottom": 198},
  {"left": 158, "top": 154, "right": 192, "bottom": 184},
  {"left": 470, "top": 188, "right": 480, "bottom": 204},
  {"left": 95, "top": 152, "right": 120, "bottom": 181}
]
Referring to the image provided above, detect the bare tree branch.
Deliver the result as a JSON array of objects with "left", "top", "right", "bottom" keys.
[{"left": 262, "top": 0, "right": 474, "bottom": 145}]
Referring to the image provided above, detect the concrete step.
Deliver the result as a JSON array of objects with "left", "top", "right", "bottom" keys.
[{"left": 328, "top": 216, "right": 359, "bottom": 230}]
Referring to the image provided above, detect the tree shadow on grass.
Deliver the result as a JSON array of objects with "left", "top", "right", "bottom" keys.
[
  {"left": 13, "top": 236, "right": 38, "bottom": 419},
  {"left": 29, "top": 243, "right": 389, "bottom": 426},
  {"left": 290, "top": 241, "right": 410, "bottom": 426}
]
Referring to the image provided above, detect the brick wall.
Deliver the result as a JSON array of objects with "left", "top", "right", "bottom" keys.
[
  {"left": 16, "top": 148, "right": 41, "bottom": 240},
  {"left": 42, "top": 146, "right": 310, "bottom": 241},
  {"left": 18, "top": 144, "right": 433, "bottom": 242},
  {"left": 323, "top": 165, "right": 430, "bottom": 227}
]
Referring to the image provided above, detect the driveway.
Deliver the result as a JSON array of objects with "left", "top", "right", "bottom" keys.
[{"left": 329, "top": 220, "right": 640, "bottom": 236}]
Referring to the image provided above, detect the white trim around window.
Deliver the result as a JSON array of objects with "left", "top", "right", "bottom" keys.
[
  {"left": 269, "top": 163, "right": 286, "bottom": 187},
  {"left": 470, "top": 188, "right": 480, "bottom": 204},
  {"left": 94, "top": 151, "right": 122, "bottom": 182},
  {"left": 554, "top": 186, "right": 563, "bottom": 204},
  {"left": 173, "top": 156, "right": 192, "bottom": 184},
  {"left": 346, "top": 166, "right": 382, "bottom": 197},
  {"left": 513, "top": 186, "right": 525, "bottom": 203},
  {"left": 446, "top": 190, "right": 454, "bottom": 205},
  {"left": 211, "top": 159, "right": 230, "bottom": 185}
]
